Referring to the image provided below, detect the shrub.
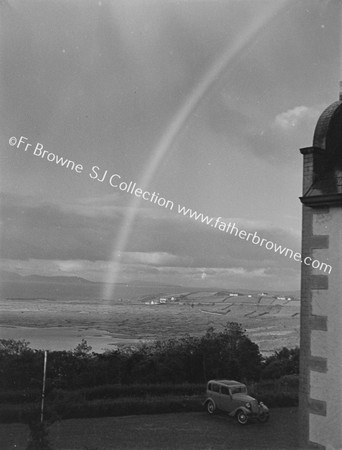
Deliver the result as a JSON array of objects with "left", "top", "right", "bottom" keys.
[
  {"left": 261, "top": 347, "right": 299, "bottom": 379},
  {"left": 0, "top": 403, "right": 40, "bottom": 424},
  {"left": 253, "top": 392, "right": 298, "bottom": 408},
  {"left": 57, "top": 383, "right": 206, "bottom": 401},
  {"left": 279, "top": 374, "right": 299, "bottom": 388},
  {"left": 0, "top": 389, "right": 41, "bottom": 404}
]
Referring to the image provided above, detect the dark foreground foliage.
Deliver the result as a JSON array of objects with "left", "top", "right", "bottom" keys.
[
  {"left": 0, "top": 323, "right": 265, "bottom": 390},
  {"left": 261, "top": 347, "right": 299, "bottom": 379},
  {"left": 0, "top": 322, "right": 299, "bottom": 429}
]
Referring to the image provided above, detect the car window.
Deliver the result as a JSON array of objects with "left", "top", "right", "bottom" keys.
[
  {"left": 231, "top": 387, "right": 247, "bottom": 394},
  {"left": 221, "top": 386, "right": 230, "bottom": 395},
  {"left": 211, "top": 384, "right": 220, "bottom": 393}
]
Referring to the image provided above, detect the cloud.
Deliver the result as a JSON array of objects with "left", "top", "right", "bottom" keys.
[
  {"left": 0, "top": 258, "right": 115, "bottom": 281},
  {"left": 1, "top": 192, "right": 301, "bottom": 260},
  {"left": 218, "top": 217, "right": 300, "bottom": 239},
  {"left": 151, "top": 265, "right": 299, "bottom": 291},
  {"left": 118, "top": 251, "right": 189, "bottom": 266},
  {"left": 274, "top": 106, "right": 320, "bottom": 131},
  {"left": 1, "top": 256, "right": 300, "bottom": 290},
  {"left": 235, "top": 105, "right": 321, "bottom": 162},
  {"left": 200, "top": 92, "right": 320, "bottom": 163},
  {"left": 1, "top": 192, "right": 303, "bottom": 289},
  {"left": 66, "top": 193, "right": 172, "bottom": 221}
]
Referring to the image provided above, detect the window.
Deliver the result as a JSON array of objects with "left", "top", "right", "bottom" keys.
[
  {"left": 231, "top": 387, "right": 247, "bottom": 395},
  {"left": 221, "top": 386, "right": 230, "bottom": 395},
  {"left": 212, "top": 384, "right": 220, "bottom": 393}
]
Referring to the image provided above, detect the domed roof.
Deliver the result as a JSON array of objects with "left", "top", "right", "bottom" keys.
[{"left": 313, "top": 101, "right": 342, "bottom": 149}]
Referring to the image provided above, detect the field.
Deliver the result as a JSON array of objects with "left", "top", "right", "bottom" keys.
[{"left": 0, "top": 278, "right": 300, "bottom": 355}]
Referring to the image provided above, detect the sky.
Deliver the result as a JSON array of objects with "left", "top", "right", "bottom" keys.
[{"left": 0, "top": 0, "right": 340, "bottom": 293}]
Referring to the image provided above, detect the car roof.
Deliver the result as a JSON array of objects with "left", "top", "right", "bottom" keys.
[{"left": 208, "top": 379, "right": 246, "bottom": 387}]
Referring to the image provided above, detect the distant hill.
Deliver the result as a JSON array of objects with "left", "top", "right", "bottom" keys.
[
  {"left": 0, "top": 271, "right": 184, "bottom": 288},
  {"left": 0, "top": 271, "right": 300, "bottom": 299},
  {"left": 0, "top": 271, "right": 97, "bottom": 284},
  {"left": 25, "top": 274, "right": 98, "bottom": 284},
  {"left": 0, "top": 271, "right": 24, "bottom": 281}
]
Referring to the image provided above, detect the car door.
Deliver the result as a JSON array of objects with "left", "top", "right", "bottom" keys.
[
  {"left": 229, "top": 387, "right": 244, "bottom": 412},
  {"left": 208, "top": 382, "right": 221, "bottom": 409},
  {"left": 219, "top": 385, "right": 232, "bottom": 412}
]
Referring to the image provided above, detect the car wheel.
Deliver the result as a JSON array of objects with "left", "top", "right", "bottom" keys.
[
  {"left": 257, "top": 413, "right": 269, "bottom": 423},
  {"left": 236, "top": 410, "right": 248, "bottom": 425},
  {"left": 207, "top": 400, "right": 215, "bottom": 415}
]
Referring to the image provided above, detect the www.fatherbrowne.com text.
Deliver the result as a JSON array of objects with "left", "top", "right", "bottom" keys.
[{"left": 176, "top": 206, "right": 332, "bottom": 274}]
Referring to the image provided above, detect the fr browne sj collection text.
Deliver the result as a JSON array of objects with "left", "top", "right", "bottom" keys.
[{"left": 8, "top": 135, "right": 173, "bottom": 209}]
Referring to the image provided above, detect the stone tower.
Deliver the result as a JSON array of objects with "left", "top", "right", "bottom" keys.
[{"left": 299, "top": 98, "right": 342, "bottom": 449}]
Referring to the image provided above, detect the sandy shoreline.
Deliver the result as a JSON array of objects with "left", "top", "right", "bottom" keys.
[{"left": 0, "top": 294, "right": 300, "bottom": 355}]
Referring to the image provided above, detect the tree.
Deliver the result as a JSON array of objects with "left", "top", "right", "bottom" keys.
[
  {"left": 198, "top": 323, "right": 262, "bottom": 382},
  {"left": 0, "top": 338, "right": 31, "bottom": 355},
  {"left": 73, "top": 339, "right": 92, "bottom": 357},
  {"left": 236, "top": 337, "right": 262, "bottom": 381},
  {"left": 261, "top": 346, "right": 300, "bottom": 379}
]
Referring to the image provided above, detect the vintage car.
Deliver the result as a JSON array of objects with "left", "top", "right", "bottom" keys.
[{"left": 203, "top": 379, "right": 269, "bottom": 425}]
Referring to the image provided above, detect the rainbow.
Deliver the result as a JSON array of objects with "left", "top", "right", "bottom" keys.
[{"left": 103, "top": 0, "right": 289, "bottom": 300}]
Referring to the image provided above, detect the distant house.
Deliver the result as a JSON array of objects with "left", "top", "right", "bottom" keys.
[
  {"left": 145, "top": 299, "right": 160, "bottom": 305},
  {"left": 277, "top": 296, "right": 286, "bottom": 300},
  {"left": 159, "top": 296, "right": 179, "bottom": 303},
  {"left": 229, "top": 293, "right": 239, "bottom": 297},
  {"left": 146, "top": 296, "right": 179, "bottom": 305}
]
